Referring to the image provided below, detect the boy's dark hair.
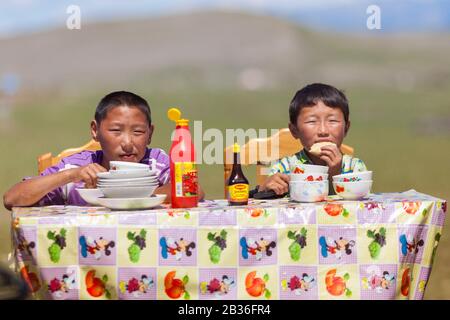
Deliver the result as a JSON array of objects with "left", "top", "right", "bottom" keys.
[
  {"left": 95, "top": 91, "right": 151, "bottom": 126},
  {"left": 289, "top": 83, "right": 349, "bottom": 125}
]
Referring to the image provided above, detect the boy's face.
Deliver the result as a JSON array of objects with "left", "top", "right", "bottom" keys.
[
  {"left": 289, "top": 100, "right": 350, "bottom": 150},
  {"left": 91, "top": 105, "right": 154, "bottom": 165}
]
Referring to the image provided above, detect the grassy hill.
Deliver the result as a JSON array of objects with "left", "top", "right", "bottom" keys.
[
  {"left": 1, "top": 11, "right": 450, "bottom": 91},
  {"left": 1, "top": 11, "right": 449, "bottom": 298}
]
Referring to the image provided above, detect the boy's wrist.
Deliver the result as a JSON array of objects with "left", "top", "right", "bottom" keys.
[
  {"left": 327, "top": 162, "right": 341, "bottom": 176},
  {"left": 62, "top": 168, "right": 79, "bottom": 183}
]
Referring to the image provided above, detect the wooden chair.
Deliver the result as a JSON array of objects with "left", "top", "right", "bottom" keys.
[
  {"left": 223, "top": 128, "right": 354, "bottom": 196},
  {"left": 38, "top": 139, "right": 101, "bottom": 174}
]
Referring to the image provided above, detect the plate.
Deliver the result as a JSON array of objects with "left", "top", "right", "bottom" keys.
[
  {"left": 98, "top": 176, "right": 158, "bottom": 183},
  {"left": 97, "top": 194, "right": 167, "bottom": 210},
  {"left": 98, "top": 178, "right": 158, "bottom": 184},
  {"left": 97, "top": 170, "right": 156, "bottom": 179}
]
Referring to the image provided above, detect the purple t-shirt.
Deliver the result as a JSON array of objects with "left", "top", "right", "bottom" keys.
[{"left": 30, "top": 148, "right": 170, "bottom": 206}]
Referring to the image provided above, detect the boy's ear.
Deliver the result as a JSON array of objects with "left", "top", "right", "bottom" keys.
[
  {"left": 344, "top": 120, "right": 351, "bottom": 136},
  {"left": 147, "top": 124, "right": 155, "bottom": 145},
  {"left": 90, "top": 120, "right": 99, "bottom": 141},
  {"left": 288, "top": 123, "right": 299, "bottom": 139}
]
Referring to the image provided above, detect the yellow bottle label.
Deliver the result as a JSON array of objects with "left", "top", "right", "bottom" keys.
[
  {"left": 174, "top": 162, "right": 198, "bottom": 197},
  {"left": 228, "top": 183, "right": 249, "bottom": 202}
]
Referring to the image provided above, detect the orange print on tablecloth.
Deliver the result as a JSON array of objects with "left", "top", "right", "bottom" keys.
[
  {"left": 325, "top": 268, "right": 352, "bottom": 297},
  {"left": 324, "top": 203, "right": 349, "bottom": 218},
  {"left": 245, "top": 271, "right": 271, "bottom": 299},
  {"left": 164, "top": 270, "right": 190, "bottom": 300},
  {"left": 402, "top": 202, "right": 421, "bottom": 215}
]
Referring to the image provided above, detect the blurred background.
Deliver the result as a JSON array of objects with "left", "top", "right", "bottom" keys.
[{"left": 0, "top": 0, "right": 449, "bottom": 299}]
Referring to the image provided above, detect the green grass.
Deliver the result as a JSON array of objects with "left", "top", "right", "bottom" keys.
[{"left": 1, "top": 85, "right": 450, "bottom": 298}]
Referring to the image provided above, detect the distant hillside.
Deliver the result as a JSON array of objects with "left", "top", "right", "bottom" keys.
[
  {"left": 1, "top": 10, "right": 450, "bottom": 93},
  {"left": 283, "top": 0, "right": 450, "bottom": 33}
]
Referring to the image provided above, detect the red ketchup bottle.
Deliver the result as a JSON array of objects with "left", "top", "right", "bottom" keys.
[{"left": 168, "top": 107, "right": 198, "bottom": 208}]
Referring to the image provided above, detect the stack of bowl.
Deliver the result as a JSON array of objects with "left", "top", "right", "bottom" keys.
[
  {"left": 97, "top": 161, "right": 159, "bottom": 198},
  {"left": 332, "top": 171, "right": 373, "bottom": 200},
  {"left": 289, "top": 164, "right": 329, "bottom": 202}
]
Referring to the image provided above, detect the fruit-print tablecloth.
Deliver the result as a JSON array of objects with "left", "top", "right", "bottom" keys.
[{"left": 10, "top": 190, "right": 447, "bottom": 300}]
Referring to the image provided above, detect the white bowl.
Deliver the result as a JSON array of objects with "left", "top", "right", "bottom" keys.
[
  {"left": 97, "top": 194, "right": 167, "bottom": 210},
  {"left": 289, "top": 180, "right": 329, "bottom": 202},
  {"left": 110, "top": 160, "right": 155, "bottom": 171},
  {"left": 291, "top": 164, "right": 329, "bottom": 174},
  {"left": 97, "top": 170, "right": 155, "bottom": 179},
  {"left": 332, "top": 180, "right": 373, "bottom": 200},
  {"left": 332, "top": 171, "right": 372, "bottom": 182},
  {"left": 99, "top": 185, "right": 158, "bottom": 198},
  {"left": 290, "top": 173, "right": 328, "bottom": 182},
  {"left": 76, "top": 188, "right": 104, "bottom": 206}
]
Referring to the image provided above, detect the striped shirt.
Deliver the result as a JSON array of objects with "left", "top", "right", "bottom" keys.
[{"left": 269, "top": 149, "right": 367, "bottom": 176}]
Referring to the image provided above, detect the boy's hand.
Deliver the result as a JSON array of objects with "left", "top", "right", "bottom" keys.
[
  {"left": 260, "top": 173, "right": 290, "bottom": 195},
  {"left": 70, "top": 164, "right": 107, "bottom": 188},
  {"left": 318, "top": 144, "right": 343, "bottom": 177}
]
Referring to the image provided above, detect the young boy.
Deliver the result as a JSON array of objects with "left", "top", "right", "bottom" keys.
[
  {"left": 3, "top": 91, "right": 204, "bottom": 209},
  {"left": 260, "top": 83, "right": 367, "bottom": 195}
]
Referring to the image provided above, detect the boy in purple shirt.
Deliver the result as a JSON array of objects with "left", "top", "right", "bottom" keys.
[
  {"left": 3, "top": 91, "right": 204, "bottom": 209},
  {"left": 33, "top": 148, "right": 170, "bottom": 206}
]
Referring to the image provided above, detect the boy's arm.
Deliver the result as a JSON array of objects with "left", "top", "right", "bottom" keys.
[
  {"left": 154, "top": 183, "right": 170, "bottom": 204},
  {"left": 258, "top": 157, "right": 291, "bottom": 195},
  {"left": 260, "top": 173, "right": 290, "bottom": 195},
  {"left": 3, "top": 169, "right": 76, "bottom": 210},
  {"left": 3, "top": 163, "right": 106, "bottom": 210}
]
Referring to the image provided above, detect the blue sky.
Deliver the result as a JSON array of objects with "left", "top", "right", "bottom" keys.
[{"left": 0, "top": 0, "right": 449, "bottom": 37}]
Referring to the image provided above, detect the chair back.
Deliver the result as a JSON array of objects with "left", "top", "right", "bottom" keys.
[{"left": 38, "top": 139, "right": 101, "bottom": 174}]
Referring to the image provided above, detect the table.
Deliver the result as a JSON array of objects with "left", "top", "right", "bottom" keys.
[{"left": 10, "top": 190, "right": 447, "bottom": 300}]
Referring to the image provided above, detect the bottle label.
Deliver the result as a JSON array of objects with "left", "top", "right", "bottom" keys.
[
  {"left": 174, "top": 162, "right": 198, "bottom": 197},
  {"left": 228, "top": 183, "right": 249, "bottom": 202}
]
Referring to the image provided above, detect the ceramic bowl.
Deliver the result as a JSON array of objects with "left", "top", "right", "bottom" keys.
[
  {"left": 291, "top": 163, "right": 329, "bottom": 174},
  {"left": 76, "top": 188, "right": 104, "bottom": 206},
  {"left": 289, "top": 180, "right": 329, "bottom": 202},
  {"left": 290, "top": 173, "right": 328, "bottom": 182},
  {"left": 332, "top": 171, "right": 372, "bottom": 183},
  {"left": 99, "top": 185, "right": 158, "bottom": 198},
  {"left": 110, "top": 160, "right": 153, "bottom": 171},
  {"left": 332, "top": 180, "right": 373, "bottom": 200}
]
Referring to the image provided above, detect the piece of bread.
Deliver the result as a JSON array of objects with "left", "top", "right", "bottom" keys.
[{"left": 309, "top": 142, "right": 336, "bottom": 156}]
